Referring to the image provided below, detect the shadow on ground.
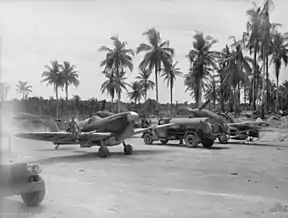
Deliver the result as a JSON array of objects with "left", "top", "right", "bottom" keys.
[
  {"left": 0, "top": 198, "right": 46, "bottom": 218},
  {"left": 37, "top": 147, "right": 76, "bottom": 152},
  {"left": 152, "top": 142, "right": 230, "bottom": 150},
  {"left": 35, "top": 149, "right": 173, "bottom": 165},
  {"left": 232, "top": 141, "right": 288, "bottom": 148}
]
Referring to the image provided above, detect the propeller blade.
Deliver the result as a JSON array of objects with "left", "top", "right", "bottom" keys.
[{"left": 199, "top": 99, "right": 210, "bottom": 111}]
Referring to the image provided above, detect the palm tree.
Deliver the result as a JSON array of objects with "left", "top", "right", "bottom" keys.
[
  {"left": 259, "top": 0, "right": 277, "bottom": 113},
  {"left": 184, "top": 32, "right": 219, "bottom": 107},
  {"left": 135, "top": 69, "right": 155, "bottom": 102},
  {"left": 246, "top": 3, "right": 262, "bottom": 110},
  {"left": 41, "top": 60, "right": 65, "bottom": 118},
  {"left": 136, "top": 28, "right": 174, "bottom": 113},
  {"left": 16, "top": 81, "right": 32, "bottom": 99},
  {"left": 161, "top": 61, "right": 182, "bottom": 109},
  {"left": 270, "top": 32, "right": 288, "bottom": 112},
  {"left": 204, "top": 75, "right": 219, "bottom": 108},
  {"left": 99, "top": 36, "right": 134, "bottom": 113},
  {"left": 100, "top": 70, "right": 129, "bottom": 105},
  {"left": 127, "top": 81, "right": 143, "bottom": 105},
  {"left": 100, "top": 71, "right": 116, "bottom": 103},
  {"left": 60, "top": 61, "right": 80, "bottom": 101},
  {"left": 222, "top": 38, "right": 252, "bottom": 113}
]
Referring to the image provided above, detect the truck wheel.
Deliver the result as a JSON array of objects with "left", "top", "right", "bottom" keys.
[
  {"left": 21, "top": 175, "right": 45, "bottom": 207},
  {"left": 202, "top": 138, "right": 214, "bottom": 148},
  {"left": 160, "top": 139, "right": 169, "bottom": 145},
  {"left": 184, "top": 133, "right": 198, "bottom": 148},
  {"left": 218, "top": 134, "right": 229, "bottom": 144},
  {"left": 143, "top": 133, "right": 153, "bottom": 145}
]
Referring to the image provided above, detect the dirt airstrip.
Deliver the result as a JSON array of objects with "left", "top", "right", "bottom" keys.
[{"left": 1, "top": 131, "right": 288, "bottom": 218}]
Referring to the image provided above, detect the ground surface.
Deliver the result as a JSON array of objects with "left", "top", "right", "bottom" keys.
[{"left": 1, "top": 136, "right": 288, "bottom": 218}]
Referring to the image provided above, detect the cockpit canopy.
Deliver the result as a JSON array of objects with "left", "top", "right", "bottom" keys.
[{"left": 80, "top": 115, "right": 102, "bottom": 126}]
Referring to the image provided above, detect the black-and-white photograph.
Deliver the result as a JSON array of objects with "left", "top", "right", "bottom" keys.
[{"left": 1, "top": 0, "right": 288, "bottom": 217}]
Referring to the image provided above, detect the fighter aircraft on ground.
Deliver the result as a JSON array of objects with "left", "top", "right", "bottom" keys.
[{"left": 14, "top": 111, "right": 175, "bottom": 157}]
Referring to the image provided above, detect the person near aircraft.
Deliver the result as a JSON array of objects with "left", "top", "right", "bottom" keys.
[{"left": 68, "top": 116, "right": 80, "bottom": 142}]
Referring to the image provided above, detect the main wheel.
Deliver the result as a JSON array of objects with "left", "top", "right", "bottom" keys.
[
  {"left": 143, "top": 132, "right": 153, "bottom": 145},
  {"left": 124, "top": 144, "right": 133, "bottom": 155},
  {"left": 98, "top": 146, "right": 110, "bottom": 158},
  {"left": 202, "top": 138, "right": 214, "bottom": 148},
  {"left": 184, "top": 133, "right": 198, "bottom": 148},
  {"left": 55, "top": 144, "right": 60, "bottom": 150},
  {"left": 21, "top": 175, "right": 45, "bottom": 207},
  {"left": 160, "top": 139, "right": 169, "bottom": 145},
  {"left": 218, "top": 134, "right": 229, "bottom": 144}
]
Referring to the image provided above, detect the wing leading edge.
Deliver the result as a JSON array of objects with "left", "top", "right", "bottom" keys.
[{"left": 14, "top": 131, "right": 113, "bottom": 143}]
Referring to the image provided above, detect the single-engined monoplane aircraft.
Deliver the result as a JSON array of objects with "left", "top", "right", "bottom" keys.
[{"left": 14, "top": 111, "right": 175, "bottom": 157}]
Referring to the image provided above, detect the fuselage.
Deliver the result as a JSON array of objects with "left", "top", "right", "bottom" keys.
[{"left": 80, "top": 111, "right": 139, "bottom": 134}]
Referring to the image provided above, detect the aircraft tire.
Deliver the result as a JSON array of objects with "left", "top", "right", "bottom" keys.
[
  {"left": 143, "top": 132, "right": 153, "bottom": 145},
  {"left": 160, "top": 139, "right": 169, "bottom": 145},
  {"left": 124, "top": 144, "right": 133, "bottom": 155},
  {"left": 184, "top": 133, "right": 198, "bottom": 148},
  {"left": 98, "top": 146, "right": 110, "bottom": 158},
  {"left": 21, "top": 175, "right": 45, "bottom": 207},
  {"left": 202, "top": 138, "right": 214, "bottom": 148},
  {"left": 218, "top": 134, "right": 229, "bottom": 144}
]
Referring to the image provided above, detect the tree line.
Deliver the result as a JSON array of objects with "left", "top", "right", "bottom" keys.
[{"left": 1, "top": 0, "right": 288, "bottom": 118}]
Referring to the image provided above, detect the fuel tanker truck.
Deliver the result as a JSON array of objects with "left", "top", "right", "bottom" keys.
[{"left": 141, "top": 116, "right": 223, "bottom": 148}]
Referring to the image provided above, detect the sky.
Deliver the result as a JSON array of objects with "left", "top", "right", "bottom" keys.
[{"left": 0, "top": 0, "right": 288, "bottom": 103}]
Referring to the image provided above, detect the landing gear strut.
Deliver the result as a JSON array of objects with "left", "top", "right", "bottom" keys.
[
  {"left": 123, "top": 141, "right": 133, "bottom": 155},
  {"left": 54, "top": 144, "right": 60, "bottom": 150}
]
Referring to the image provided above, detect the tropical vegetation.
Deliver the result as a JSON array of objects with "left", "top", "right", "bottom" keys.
[{"left": 1, "top": 0, "right": 288, "bottom": 119}]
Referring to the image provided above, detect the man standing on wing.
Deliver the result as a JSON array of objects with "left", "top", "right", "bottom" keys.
[{"left": 68, "top": 116, "right": 80, "bottom": 142}]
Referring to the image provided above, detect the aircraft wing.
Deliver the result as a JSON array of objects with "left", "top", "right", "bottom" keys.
[
  {"left": 228, "top": 120, "right": 268, "bottom": 130},
  {"left": 14, "top": 131, "right": 113, "bottom": 143},
  {"left": 133, "top": 123, "right": 176, "bottom": 135}
]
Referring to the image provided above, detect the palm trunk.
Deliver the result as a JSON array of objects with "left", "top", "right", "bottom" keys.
[
  {"left": 276, "top": 75, "right": 279, "bottom": 112},
  {"left": 137, "top": 99, "right": 140, "bottom": 113},
  {"left": 144, "top": 90, "right": 147, "bottom": 102},
  {"left": 154, "top": 64, "right": 159, "bottom": 115},
  {"left": 252, "top": 45, "right": 257, "bottom": 111},
  {"left": 233, "top": 88, "right": 237, "bottom": 115},
  {"left": 197, "top": 80, "right": 202, "bottom": 108},
  {"left": 265, "top": 55, "right": 270, "bottom": 113},
  {"left": 116, "top": 67, "right": 121, "bottom": 113},
  {"left": 220, "top": 75, "right": 225, "bottom": 112},
  {"left": 65, "top": 83, "right": 68, "bottom": 101},
  {"left": 170, "top": 81, "right": 173, "bottom": 115},
  {"left": 55, "top": 86, "right": 59, "bottom": 119}
]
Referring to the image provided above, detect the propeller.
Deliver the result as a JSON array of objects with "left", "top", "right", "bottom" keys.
[{"left": 198, "top": 99, "right": 211, "bottom": 111}]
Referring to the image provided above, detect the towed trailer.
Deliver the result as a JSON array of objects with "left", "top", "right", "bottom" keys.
[{"left": 141, "top": 117, "right": 224, "bottom": 148}]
